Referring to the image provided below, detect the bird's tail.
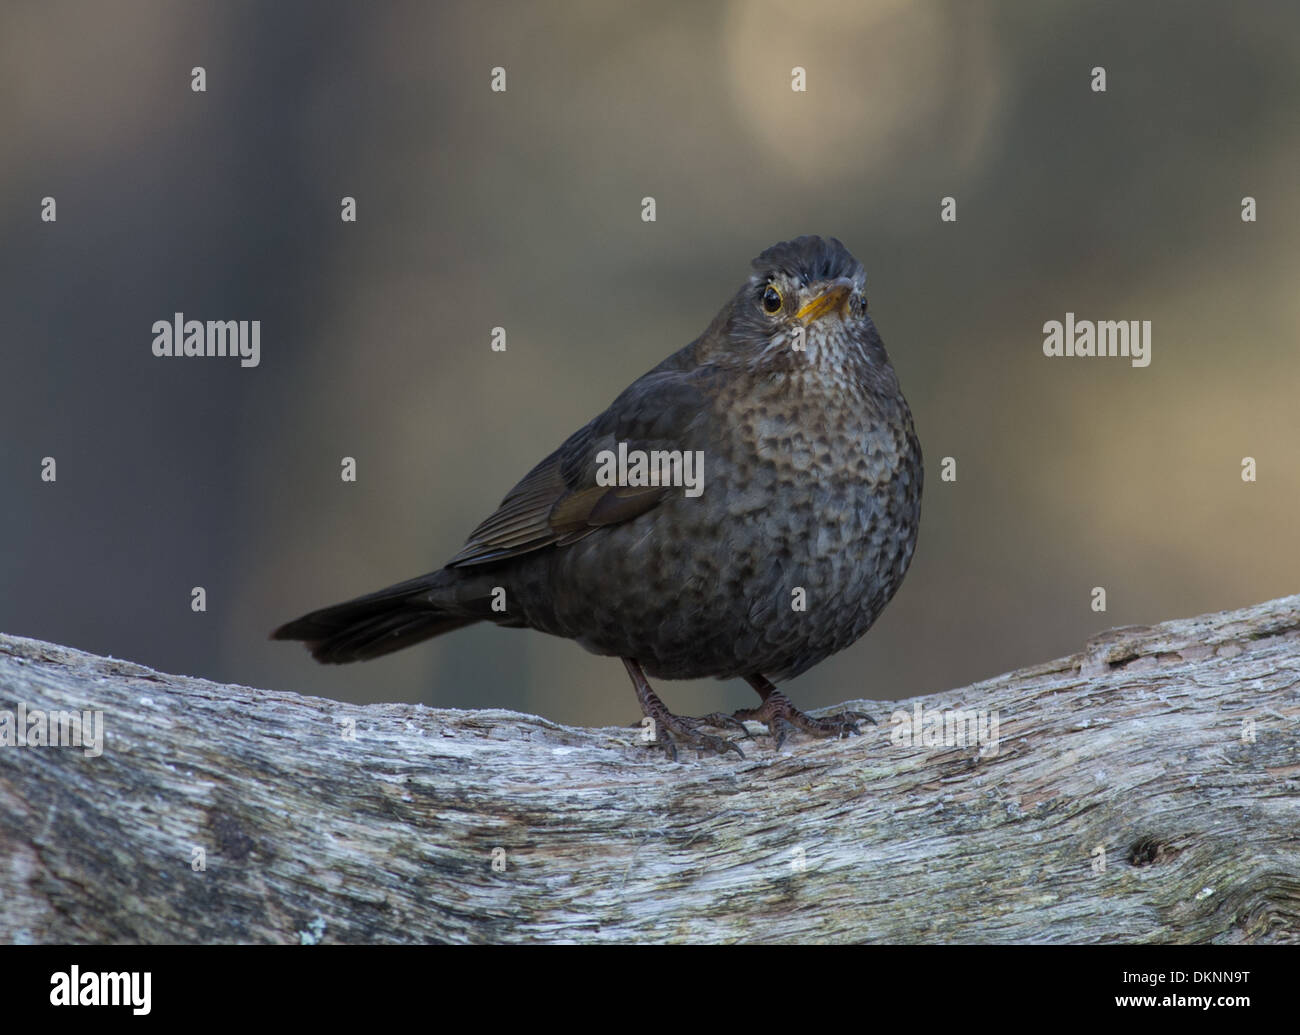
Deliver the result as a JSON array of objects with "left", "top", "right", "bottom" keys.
[{"left": 271, "top": 569, "right": 487, "bottom": 663}]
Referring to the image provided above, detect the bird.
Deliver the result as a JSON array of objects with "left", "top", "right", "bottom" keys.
[{"left": 273, "top": 235, "right": 923, "bottom": 760}]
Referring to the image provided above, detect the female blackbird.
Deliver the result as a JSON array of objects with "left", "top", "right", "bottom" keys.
[{"left": 274, "top": 236, "right": 923, "bottom": 759}]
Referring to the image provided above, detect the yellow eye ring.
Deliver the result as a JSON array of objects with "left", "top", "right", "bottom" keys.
[{"left": 761, "top": 284, "right": 782, "bottom": 313}]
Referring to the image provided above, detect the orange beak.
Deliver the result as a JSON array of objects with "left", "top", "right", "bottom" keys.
[{"left": 794, "top": 278, "right": 855, "bottom": 324}]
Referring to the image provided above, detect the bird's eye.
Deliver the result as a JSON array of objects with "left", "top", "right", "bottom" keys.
[
  {"left": 761, "top": 284, "right": 783, "bottom": 313},
  {"left": 852, "top": 294, "right": 869, "bottom": 317}
]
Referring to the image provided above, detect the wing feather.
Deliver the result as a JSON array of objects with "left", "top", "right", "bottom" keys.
[{"left": 445, "top": 364, "right": 712, "bottom": 567}]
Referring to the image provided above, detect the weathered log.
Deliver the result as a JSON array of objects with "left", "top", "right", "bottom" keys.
[{"left": 1, "top": 595, "right": 1297, "bottom": 944}]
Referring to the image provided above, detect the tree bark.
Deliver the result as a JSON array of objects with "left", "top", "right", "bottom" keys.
[{"left": 1, "top": 595, "right": 1297, "bottom": 944}]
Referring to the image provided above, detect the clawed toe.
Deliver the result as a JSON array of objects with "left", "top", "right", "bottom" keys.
[
  {"left": 736, "top": 677, "right": 877, "bottom": 748},
  {"left": 766, "top": 715, "right": 799, "bottom": 751},
  {"left": 751, "top": 709, "right": 869, "bottom": 746},
  {"left": 828, "top": 716, "right": 863, "bottom": 737},
  {"left": 695, "top": 732, "right": 746, "bottom": 759},
  {"left": 809, "top": 711, "right": 873, "bottom": 738},
  {"left": 693, "top": 712, "right": 754, "bottom": 738},
  {"left": 651, "top": 724, "right": 746, "bottom": 761},
  {"left": 650, "top": 712, "right": 748, "bottom": 759},
  {"left": 622, "top": 659, "right": 873, "bottom": 760},
  {"left": 623, "top": 659, "right": 747, "bottom": 760}
]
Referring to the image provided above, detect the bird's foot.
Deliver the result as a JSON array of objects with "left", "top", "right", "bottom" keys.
[
  {"left": 640, "top": 709, "right": 747, "bottom": 761},
  {"left": 622, "top": 658, "right": 745, "bottom": 760},
  {"left": 734, "top": 690, "right": 875, "bottom": 751},
  {"left": 691, "top": 712, "right": 755, "bottom": 738}
]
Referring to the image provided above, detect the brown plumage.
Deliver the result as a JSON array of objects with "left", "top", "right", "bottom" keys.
[{"left": 274, "top": 236, "right": 923, "bottom": 758}]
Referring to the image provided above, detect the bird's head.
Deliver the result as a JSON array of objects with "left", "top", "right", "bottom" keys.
[{"left": 702, "top": 236, "right": 883, "bottom": 380}]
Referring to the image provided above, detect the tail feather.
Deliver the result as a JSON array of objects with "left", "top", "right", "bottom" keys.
[{"left": 272, "top": 570, "right": 484, "bottom": 663}]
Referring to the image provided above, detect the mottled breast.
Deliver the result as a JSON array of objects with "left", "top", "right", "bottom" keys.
[{"left": 518, "top": 354, "right": 922, "bottom": 681}]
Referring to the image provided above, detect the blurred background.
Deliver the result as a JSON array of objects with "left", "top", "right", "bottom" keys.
[{"left": 2, "top": 0, "right": 1297, "bottom": 726}]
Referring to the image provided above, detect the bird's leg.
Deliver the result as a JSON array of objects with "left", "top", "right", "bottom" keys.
[
  {"left": 622, "top": 658, "right": 746, "bottom": 760},
  {"left": 736, "top": 675, "right": 876, "bottom": 750}
]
